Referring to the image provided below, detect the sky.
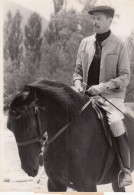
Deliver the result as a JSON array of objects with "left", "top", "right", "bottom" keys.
[
  {"left": 3, "top": 0, "right": 54, "bottom": 20},
  {"left": 2, "top": 0, "right": 134, "bottom": 37}
]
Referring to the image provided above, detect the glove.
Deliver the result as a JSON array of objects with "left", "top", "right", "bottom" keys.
[{"left": 87, "top": 83, "right": 107, "bottom": 95}]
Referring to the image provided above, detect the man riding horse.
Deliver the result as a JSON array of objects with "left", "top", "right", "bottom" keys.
[{"left": 73, "top": 5, "right": 132, "bottom": 187}]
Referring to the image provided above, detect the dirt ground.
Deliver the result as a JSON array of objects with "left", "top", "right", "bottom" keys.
[{"left": 0, "top": 116, "right": 134, "bottom": 192}]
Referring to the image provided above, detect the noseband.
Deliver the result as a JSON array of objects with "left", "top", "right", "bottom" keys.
[{"left": 17, "top": 105, "right": 47, "bottom": 147}]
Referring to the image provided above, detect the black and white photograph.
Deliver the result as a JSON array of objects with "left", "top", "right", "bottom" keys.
[{"left": 1, "top": 0, "right": 134, "bottom": 192}]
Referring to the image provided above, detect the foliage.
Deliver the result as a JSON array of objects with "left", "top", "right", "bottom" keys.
[
  {"left": 24, "top": 12, "right": 43, "bottom": 64},
  {"left": 4, "top": 10, "right": 23, "bottom": 69},
  {"left": 125, "top": 31, "right": 134, "bottom": 102},
  {"left": 3, "top": 11, "right": 13, "bottom": 60},
  {"left": 4, "top": 11, "right": 43, "bottom": 98},
  {"left": 43, "top": 9, "right": 86, "bottom": 85},
  {"left": 4, "top": 59, "right": 35, "bottom": 97},
  {"left": 53, "top": 0, "right": 65, "bottom": 13}
]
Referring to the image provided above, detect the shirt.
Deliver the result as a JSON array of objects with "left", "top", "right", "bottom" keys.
[{"left": 87, "top": 30, "right": 111, "bottom": 87}]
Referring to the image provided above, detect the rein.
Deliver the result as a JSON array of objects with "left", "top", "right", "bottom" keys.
[
  {"left": 47, "top": 99, "right": 92, "bottom": 145},
  {"left": 83, "top": 82, "right": 134, "bottom": 125},
  {"left": 17, "top": 137, "right": 41, "bottom": 146}
]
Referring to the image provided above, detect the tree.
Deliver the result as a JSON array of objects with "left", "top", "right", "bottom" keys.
[
  {"left": 125, "top": 31, "right": 134, "bottom": 102},
  {"left": 24, "top": 12, "right": 43, "bottom": 65},
  {"left": 4, "top": 10, "right": 23, "bottom": 68},
  {"left": 42, "top": 0, "right": 98, "bottom": 85},
  {"left": 53, "top": 0, "right": 65, "bottom": 13},
  {"left": 3, "top": 11, "right": 13, "bottom": 60},
  {"left": 43, "top": 9, "right": 83, "bottom": 85}
]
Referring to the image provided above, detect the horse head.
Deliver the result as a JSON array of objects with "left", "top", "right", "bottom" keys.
[
  {"left": 7, "top": 88, "right": 48, "bottom": 177},
  {"left": 7, "top": 80, "right": 86, "bottom": 178}
]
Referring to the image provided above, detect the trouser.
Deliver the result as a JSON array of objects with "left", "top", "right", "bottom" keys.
[
  {"left": 96, "top": 97, "right": 126, "bottom": 137},
  {"left": 95, "top": 97, "right": 130, "bottom": 170}
]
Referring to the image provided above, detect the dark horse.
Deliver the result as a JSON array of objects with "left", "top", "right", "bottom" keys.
[{"left": 6, "top": 79, "right": 134, "bottom": 192}]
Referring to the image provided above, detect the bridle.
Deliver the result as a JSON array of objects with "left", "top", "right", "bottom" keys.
[
  {"left": 15, "top": 104, "right": 48, "bottom": 166},
  {"left": 16, "top": 105, "right": 47, "bottom": 146},
  {"left": 15, "top": 98, "right": 92, "bottom": 165}
]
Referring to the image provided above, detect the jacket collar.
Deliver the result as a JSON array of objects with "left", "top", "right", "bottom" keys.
[{"left": 93, "top": 31, "right": 114, "bottom": 46}]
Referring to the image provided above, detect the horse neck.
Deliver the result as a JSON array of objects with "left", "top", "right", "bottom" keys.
[
  {"left": 46, "top": 102, "right": 69, "bottom": 138},
  {"left": 46, "top": 101, "right": 99, "bottom": 143}
]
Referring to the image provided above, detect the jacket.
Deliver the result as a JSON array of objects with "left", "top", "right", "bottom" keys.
[{"left": 73, "top": 32, "right": 130, "bottom": 99}]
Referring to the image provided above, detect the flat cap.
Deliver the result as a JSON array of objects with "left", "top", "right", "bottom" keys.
[{"left": 88, "top": 5, "right": 115, "bottom": 18}]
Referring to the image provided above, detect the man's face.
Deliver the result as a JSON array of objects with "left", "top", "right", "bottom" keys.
[{"left": 92, "top": 12, "right": 112, "bottom": 34}]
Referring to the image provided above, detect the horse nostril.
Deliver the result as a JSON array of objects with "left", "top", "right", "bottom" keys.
[{"left": 33, "top": 169, "right": 38, "bottom": 176}]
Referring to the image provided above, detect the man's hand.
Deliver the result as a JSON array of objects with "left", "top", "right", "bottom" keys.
[
  {"left": 74, "top": 86, "right": 84, "bottom": 93},
  {"left": 74, "top": 80, "right": 84, "bottom": 93},
  {"left": 87, "top": 83, "right": 107, "bottom": 95}
]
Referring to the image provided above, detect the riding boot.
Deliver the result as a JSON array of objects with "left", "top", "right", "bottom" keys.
[{"left": 114, "top": 133, "right": 132, "bottom": 188}]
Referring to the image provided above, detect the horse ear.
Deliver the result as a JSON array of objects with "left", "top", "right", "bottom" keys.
[{"left": 22, "top": 91, "right": 30, "bottom": 101}]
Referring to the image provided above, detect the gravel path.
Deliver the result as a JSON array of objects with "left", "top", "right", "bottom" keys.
[{"left": 1, "top": 116, "right": 134, "bottom": 192}]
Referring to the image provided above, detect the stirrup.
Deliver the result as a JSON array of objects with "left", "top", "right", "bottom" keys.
[{"left": 118, "top": 169, "right": 132, "bottom": 188}]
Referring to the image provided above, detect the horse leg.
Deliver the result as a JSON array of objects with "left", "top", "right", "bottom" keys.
[
  {"left": 76, "top": 185, "right": 97, "bottom": 192},
  {"left": 48, "top": 178, "right": 67, "bottom": 192},
  {"left": 85, "top": 185, "right": 97, "bottom": 192},
  {"left": 76, "top": 181, "right": 97, "bottom": 192},
  {"left": 112, "top": 180, "right": 125, "bottom": 192},
  {"left": 86, "top": 183, "right": 97, "bottom": 192}
]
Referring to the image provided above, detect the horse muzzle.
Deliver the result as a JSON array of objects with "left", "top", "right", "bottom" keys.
[{"left": 22, "top": 166, "right": 38, "bottom": 177}]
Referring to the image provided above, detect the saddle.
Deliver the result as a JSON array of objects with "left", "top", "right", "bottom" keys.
[
  {"left": 92, "top": 102, "right": 112, "bottom": 146},
  {"left": 91, "top": 102, "right": 116, "bottom": 184}
]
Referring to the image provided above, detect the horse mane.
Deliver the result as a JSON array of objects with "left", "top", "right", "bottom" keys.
[
  {"left": 26, "top": 79, "right": 86, "bottom": 117},
  {"left": 5, "top": 80, "right": 88, "bottom": 118}
]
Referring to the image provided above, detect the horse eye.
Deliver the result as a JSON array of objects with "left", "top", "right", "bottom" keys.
[{"left": 9, "top": 109, "right": 23, "bottom": 120}]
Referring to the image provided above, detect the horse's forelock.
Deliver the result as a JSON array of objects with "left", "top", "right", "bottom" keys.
[{"left": 9, "top": 89, "right": 33, "bottom": 114}]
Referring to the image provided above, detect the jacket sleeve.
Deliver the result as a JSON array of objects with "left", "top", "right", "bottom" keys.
[
  {"left": 104, "top": 41, "right": 130, "bottom": 90},
  {"left": 73, "top": 40, "right": 84, "bottom": 82}
]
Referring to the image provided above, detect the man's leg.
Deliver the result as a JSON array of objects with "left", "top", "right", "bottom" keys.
[
  {"left": 110, "top": 121, "right": 132, "bottom": 188},
  {"left": 97, "top": 97, "right": 132, "bottom": 187}
]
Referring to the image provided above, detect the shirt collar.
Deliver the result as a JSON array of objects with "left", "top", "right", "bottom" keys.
[
  {"left": 96, "top": 30, "right": 111, "bottom": 43},
  {"left": 93, "top": 31, "right": 114, "bottom": 46}
]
